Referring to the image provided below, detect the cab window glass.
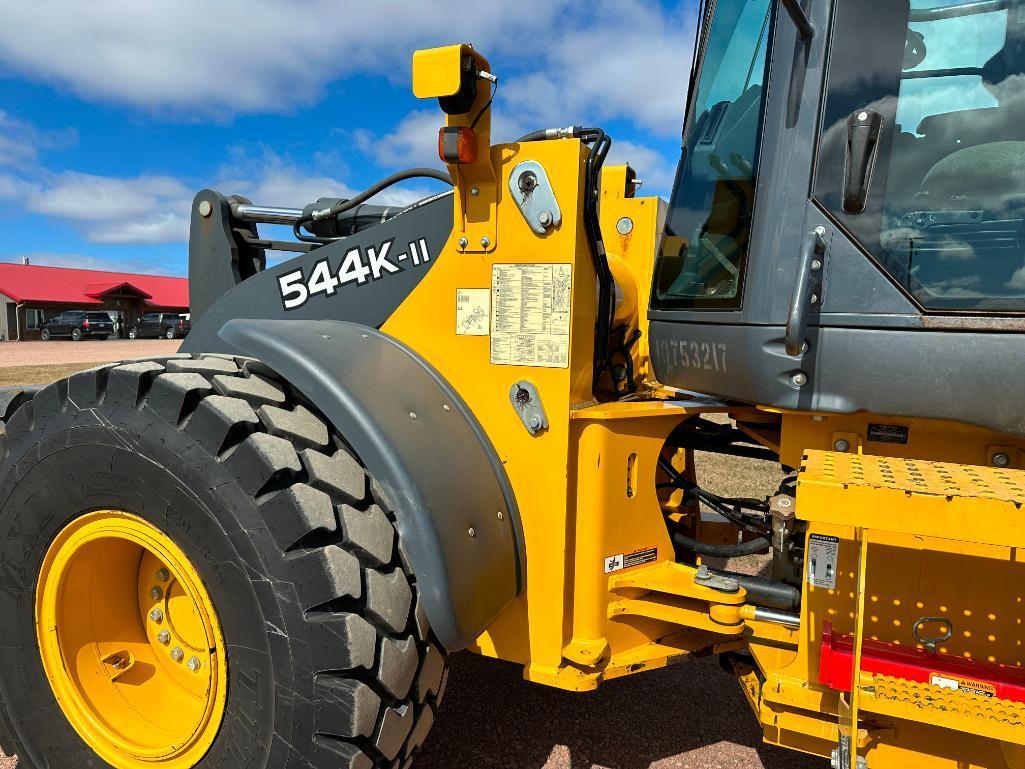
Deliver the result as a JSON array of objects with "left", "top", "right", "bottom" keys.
[
  {"left": 652, "top": 0, "right": 773, "bottom": 310},
  {"left": 815, "top": 0, "right": 1025, "bottom": 311}
]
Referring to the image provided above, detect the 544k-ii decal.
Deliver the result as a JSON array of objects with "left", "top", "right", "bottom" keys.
[{"left": 277, "top": 237, "right": 432, "bottom": 310}]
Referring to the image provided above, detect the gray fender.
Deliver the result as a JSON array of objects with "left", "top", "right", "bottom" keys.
[{"left": 218, "top": 318, "right": 523, "bottom": 651}]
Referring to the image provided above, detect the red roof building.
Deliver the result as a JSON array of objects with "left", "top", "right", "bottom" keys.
[{"left": 0, "top": 262, "right": 189, "bottom": 341}]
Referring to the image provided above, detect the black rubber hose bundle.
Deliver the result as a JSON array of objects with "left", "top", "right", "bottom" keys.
[
  {"left": 671, "top": 531, "right": 771, "bottom": 557},
  {"left": 294, "top": 168, "right": 453, "bottom": 243}
]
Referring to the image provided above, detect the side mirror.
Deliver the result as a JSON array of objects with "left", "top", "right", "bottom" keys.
[{"left": 412, "top": 44, "right": 489, "bottom": 115}]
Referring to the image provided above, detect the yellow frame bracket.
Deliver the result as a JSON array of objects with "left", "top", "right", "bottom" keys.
[{"left": 412, "top": 43, "right": 497, "bottom": 254}]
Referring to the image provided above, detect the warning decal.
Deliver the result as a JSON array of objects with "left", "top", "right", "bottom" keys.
[
  {"left": 490, "top": 263, "right": 572, "bottom": 368},
  {"left": 867, "top": 423, "right": 909, "bottom": 444},
  {"left": 930, "top": 674, "right": 996, "bottom": 698},
  {"left": 456, "top": 288, "right": 490, "bottom": 335},
  {"left": 807, "top": 534, "right": 839, "bottom": 590},
  {"left": 604, "top": 546, "right": 658, "bottom": 574}
]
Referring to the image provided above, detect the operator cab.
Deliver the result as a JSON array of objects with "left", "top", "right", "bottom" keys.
[{"left": 649, "top": 0, "right": 1025, "bottom": 436}]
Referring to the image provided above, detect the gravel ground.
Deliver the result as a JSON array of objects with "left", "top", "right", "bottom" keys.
[
  {"left": 0, "top": 338, "right": 180, "bottom": 368},
  {"left": 418, "top": 652, "right": 825, "bottom": 769},
  {"left": 0, "top": 657, "right": 823, "bottom": 769},
  {"left": 0, "top": 370, "right": 825, "bottom": 768},
  {"left": 0, "top": 654, "right": 826, "bottom": 769}
]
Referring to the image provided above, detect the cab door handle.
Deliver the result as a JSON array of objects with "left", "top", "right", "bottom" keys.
[
  {"left": 785, "top": 228, "right": 826, "bottom": 357},
  {"left": 843, "top": 109, "right": 883, "bottom": 214}
]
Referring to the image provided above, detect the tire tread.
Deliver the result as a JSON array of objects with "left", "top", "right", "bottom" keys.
[{"left": 10, "top": 354, "right": 446, "bottom": 768}]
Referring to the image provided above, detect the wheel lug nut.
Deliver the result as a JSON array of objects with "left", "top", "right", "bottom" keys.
[
  {"left": 156, "top": 568, "right": 170, "bottom": 582},
  {"left": 149, "top": 608, "right": 164, "bottom": 622},
  {"left": 150, "top": 586, "right": 163, "bottom": 601},
  {"left": 157, "top": 630, "right": 171, "bottom": 645},
  {"left": 187, "top": 656, "right": 202, "bottom": 672},
  {"left": 170, "top": 647, "right": 184, "bottom": 663}
]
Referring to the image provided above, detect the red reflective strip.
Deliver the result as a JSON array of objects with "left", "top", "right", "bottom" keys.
[{"left": 819, "top": 622, "right": 1025, "bottom": 703}]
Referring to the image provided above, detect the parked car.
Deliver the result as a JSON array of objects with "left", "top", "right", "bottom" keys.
[
  {"left": 128, "top": 312, "right": 191, "bottom": 340},
  {"left": 39, "top": 310, "right": 114, "bottom": 341}
]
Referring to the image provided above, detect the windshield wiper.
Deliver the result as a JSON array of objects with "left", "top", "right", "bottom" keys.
[
  {"left": 782, "top": 0, "right": 814, "bottom": 127},
  {"left": 780, "top": 0, "right": 814, "bottom": 40}
]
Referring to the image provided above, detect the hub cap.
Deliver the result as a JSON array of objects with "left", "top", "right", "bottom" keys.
[{"left": 36, "top": 510, "right": 226, "bottom": 768}]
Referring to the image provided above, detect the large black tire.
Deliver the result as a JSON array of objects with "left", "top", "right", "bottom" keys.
[
  {"left": 0, "top": 354, "right": 447, "bottom": 768},
  {"left": 39, "top": 328, "right": 49, "bottom": 341},
  {"left": 128, "top": 326, "right": 139, "bottom": 339},
  {"left": 166, "top": 327, "right": 177, "bottom": 340},
  {"left": 70, "top": 327, "right": 82, "bottom": 341}
]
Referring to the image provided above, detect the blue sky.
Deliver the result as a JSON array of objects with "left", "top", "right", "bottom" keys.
[{"left": 0, "top": 0, "right": 697, "bottom": 277}]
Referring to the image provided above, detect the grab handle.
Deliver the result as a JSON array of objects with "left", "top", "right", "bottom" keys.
[{"left": 784, "top": 228, "right": 826, "bottom": 356}]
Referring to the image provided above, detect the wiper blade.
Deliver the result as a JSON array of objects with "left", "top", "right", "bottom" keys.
[{"left": 780, "top": 0, "right": 814, "bottom": 40}]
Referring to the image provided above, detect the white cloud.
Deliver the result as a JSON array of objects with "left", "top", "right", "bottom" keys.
[
  {"left": 504, "top": 0, "right": 696, "bottom": 137},
  {"left": 1007, "top": 266, "right": 1025, "bottom": 291},
  {"left": 15, "top": 171, "right": 193, "bottom": 245},
  {"left": 88, "top": 214, "right": 189, "bottom": 245},
  {"left": 0, "top": 0, "right": 569, "bottom": 118},
  {"left": 0, "top": 172, "right": 32, "bottom": 200},
  {"left": 25, "top": 172, "right": 192, "bottom": 222},
  {"left": 356, "top": 109, "right": 444, "bottom": 170},
  {"left": 0, "top": 0, "right": 695, "bottom": 134},
  {"left": 6, "top": 141, "right": 447, "bottom": 247},
  {"left": 607, "top": 139, "right": 677, "bottom": 194},
  {"left": 355, "top": 0, "right": 693, "bottom": 194},
  {"left": 0, "top": 0, "right": 696, "bottom": 248},
  {"left": 361, "top": 112, "right": 679, "bottom": 198},
  {"left": 0, "top": 110, "right": 77, "bottom": 168},
  {"left": 215, "top": 145, "right": 443, "bottom": 210}
]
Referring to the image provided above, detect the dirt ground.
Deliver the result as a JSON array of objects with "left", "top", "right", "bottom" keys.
[
  {"left": 0, "top": 339, "right": 180, "bottom": 369},
  {"left": 0, "top": 359, "right": 827, "bottom": 769}
]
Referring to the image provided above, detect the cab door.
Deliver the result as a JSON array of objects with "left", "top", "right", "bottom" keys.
[{"left": 649, "top": 0, "right": 1025, "bottom": 437}]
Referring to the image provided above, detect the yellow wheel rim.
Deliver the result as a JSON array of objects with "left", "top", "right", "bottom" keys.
[{"left": 35, "top": 510, "right": 227, "bottom": 768}]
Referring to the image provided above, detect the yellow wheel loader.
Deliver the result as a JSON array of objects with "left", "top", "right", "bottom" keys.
[{"left": 2, "top": 0, "right": 1025, "bottom": 766}]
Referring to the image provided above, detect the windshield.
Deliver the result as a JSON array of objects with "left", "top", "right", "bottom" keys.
[{"left": 652, "top": 0, "right": 773, "bottom": 310}]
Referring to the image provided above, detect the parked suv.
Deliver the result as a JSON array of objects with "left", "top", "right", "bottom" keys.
[
  {"left": 128, "top": 312, "right": 191, "bottom": 340},
  {"left": 39, "top": 311, "right": 114, "bottom": 341}
]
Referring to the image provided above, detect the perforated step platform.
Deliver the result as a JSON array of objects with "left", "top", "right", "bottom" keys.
[{"left": 798, "top": 450, "right": 1025, "bottom": 548}]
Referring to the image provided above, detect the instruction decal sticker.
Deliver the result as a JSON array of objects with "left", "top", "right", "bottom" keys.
[
  {"left": 276, "top": 237, "right": 431, "bottom": 310},
  {"left": 867, "top": 423, "right": 909, "bottom": 445},
  {"left": 456, "top": 289, "right": 490, "bottom": 335},
  {"left": 930, "top": 674, "right": 995, "bottom": 698},
  {"left": 807, "top": 534, "right": 839, "bottom": 590},
  {"left": 490, "top": 263, "right": 572, "bottom": 368},
  {"left": 604, "top": 546, "right": 658, "bottom": 574}
]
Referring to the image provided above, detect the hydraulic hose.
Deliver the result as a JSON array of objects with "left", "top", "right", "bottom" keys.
[
  {"left": 517, "top": 125, "right": 615, "bottom": 384},
  {"left": 309, "top": 168, "right": 452, "bottom": 221},
  {"left": 294, "top": 168, "right": 453, "bottom": 243},
  {"left": 516, "top": 126, "right": 582, "bottom": 142},
  {"left": 710, "top": 569, "right": 801, "bottom": 610},
  {"left": 672, "top": 531, "right": 771, "bottom": 558}
]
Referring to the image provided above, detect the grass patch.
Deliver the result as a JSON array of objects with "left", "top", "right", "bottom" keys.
[{"left": 0, "top": 363, "right": 95, "bottom": 388}]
